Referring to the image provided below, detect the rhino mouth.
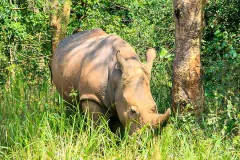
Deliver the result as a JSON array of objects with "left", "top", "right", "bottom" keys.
[{"left": 129, "top": 108, "right": 171, "bottom": 133}]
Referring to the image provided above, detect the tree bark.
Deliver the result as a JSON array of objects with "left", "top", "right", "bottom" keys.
[
  {"left": 172, "top": 0, "right": 205, "bottom": 116},
  {"left": 50, "top": 0, "right": 71, "bottom": 55},
  {"left": 49, "top": 0, "right": 71, "bottom": 81}
]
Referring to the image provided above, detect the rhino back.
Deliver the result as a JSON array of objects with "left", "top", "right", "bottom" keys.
[
  {"left": 56, "top": 28, "right": 108, "bottom": 62},
  {"left": 52, "top": 28, "right": 137, "bottom": 109}
]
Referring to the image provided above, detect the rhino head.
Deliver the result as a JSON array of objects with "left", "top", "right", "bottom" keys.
[{"left": 115, "top": 48, "right": 171, "bottom": 134}]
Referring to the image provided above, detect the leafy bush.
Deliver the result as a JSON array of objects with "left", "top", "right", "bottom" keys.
[
  {"left": 202, "top": 0, "right": 240, "bottom": 137},
  {"left": 0, "top": 0, "right": 50, "bottom": 85}
]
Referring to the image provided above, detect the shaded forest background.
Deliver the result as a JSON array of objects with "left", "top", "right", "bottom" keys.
[{"left": 0, "top": 0, "right": 239, "bottom": 143}]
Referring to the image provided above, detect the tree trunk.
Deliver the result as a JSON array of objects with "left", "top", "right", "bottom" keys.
[
  {"left": 172, "top": 0, "right": 205, "bottom": 116},
  {"left": 50, "top": 0, "right": 71, "bottom": 55},
  {"left": 49, "top": 0, "right": 71, "bottom": 81}
]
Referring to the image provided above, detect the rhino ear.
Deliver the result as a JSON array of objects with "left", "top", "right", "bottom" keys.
[
  {"left": 146, "top": 48, "right": 156, "bottom": 72},
  {"left": 116, "top": 50, "right": 127, "bottom": 71}
]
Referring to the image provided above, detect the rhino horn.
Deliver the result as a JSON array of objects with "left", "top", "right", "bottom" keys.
[{"left": 155, "top": 108, "right": 171, "bottom": 126}]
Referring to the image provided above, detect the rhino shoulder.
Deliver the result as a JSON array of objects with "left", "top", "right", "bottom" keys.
[{"left": 107, "top": 34, "right": 137, "bottom": 59}]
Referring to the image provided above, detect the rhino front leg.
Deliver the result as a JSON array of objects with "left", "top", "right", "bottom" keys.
[
  {"left": 109, "top": 116, "right": 124, "bottom": 135},
  {"left": 81, "top": 100, "right": 106, "bottom": 126}
]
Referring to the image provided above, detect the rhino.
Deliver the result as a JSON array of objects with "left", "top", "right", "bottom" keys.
[{"left": 51, "top": 28, "right": 171, "bottom": 134}]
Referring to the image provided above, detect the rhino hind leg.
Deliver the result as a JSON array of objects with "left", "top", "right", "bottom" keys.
[{"left": 81, "top": 100, "right": 107, "bottom": 126}]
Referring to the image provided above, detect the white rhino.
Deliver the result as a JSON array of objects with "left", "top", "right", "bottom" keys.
[{"left": 51, "top": 28, "right": 170, "bottom": 134}]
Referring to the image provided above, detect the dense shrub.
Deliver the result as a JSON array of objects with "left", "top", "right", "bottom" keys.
[
  {"left": 0, "top": 0, "right": 50, "bottom": 85},
  {"left": 202, "top": 0, "right": 240, "bottom": 136}
]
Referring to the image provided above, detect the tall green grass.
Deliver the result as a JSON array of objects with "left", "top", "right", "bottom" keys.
[{"left": 0, "top": 67, "right": 239, "bottom": 159}]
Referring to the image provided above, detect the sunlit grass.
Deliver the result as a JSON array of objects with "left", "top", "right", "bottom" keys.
[{"left": 0, "top": 72, "right": 239, "bottom": 159}]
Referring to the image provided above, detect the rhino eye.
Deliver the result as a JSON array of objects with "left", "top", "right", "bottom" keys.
[{"left": 130, "top": 108, "right": 137, "bottom": 114}]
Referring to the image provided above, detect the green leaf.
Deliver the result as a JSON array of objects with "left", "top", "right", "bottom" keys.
[{"left": 159, "top": 48, "right": 168, "bottom": 57}]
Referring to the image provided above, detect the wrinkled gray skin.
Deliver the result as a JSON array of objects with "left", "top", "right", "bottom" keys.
[{"left": 51, "top": 28, "right": 171, "bottom": 134}]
